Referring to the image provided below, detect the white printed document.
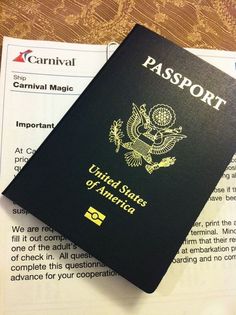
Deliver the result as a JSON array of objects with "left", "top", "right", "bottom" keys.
[{"left": 0, "top": 37, "right": 236, "bottom": 315}]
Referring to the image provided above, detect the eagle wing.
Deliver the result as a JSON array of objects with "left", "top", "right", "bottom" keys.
[
  {"left": 151, "top": 134, "right": 187, "bottom": 155},
  {"left": 126, "top": 103, "right": 143, "bottom": 142}
]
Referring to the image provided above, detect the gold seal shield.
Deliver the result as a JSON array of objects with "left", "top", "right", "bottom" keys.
[{"left": 109, "top": 103, "right": 187, "bottom": 174}]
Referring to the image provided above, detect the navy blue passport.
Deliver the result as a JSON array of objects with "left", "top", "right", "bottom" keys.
[{"left": 3, "top": 25, "right": 236, "bottom": 293}]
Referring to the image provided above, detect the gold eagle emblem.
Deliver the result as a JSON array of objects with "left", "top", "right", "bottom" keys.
[{"left": 109, "top": 103, "right": 187, "bottom": 174}]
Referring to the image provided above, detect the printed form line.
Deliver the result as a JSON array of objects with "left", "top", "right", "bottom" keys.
[
  {"left": 12, "top": 71, "right": 93, "bottom": 78},
  {"left": 9, "top": 43, "right": 109, "bottom": 53},
  {"left": 10, "top": 90, "right": 80, "bottom": 96}
]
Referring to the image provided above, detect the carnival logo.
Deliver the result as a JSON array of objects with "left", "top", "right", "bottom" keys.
[
  {"left": 13, "top": 49, "right": 75, "bottom": 66},
  {"left": 13, "top": 50, "right": 33, "bottom": 62}
]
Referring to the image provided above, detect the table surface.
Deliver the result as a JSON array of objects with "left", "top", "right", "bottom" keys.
[{"left": 0, "top": 0, "right": 236, "bottom": 52}]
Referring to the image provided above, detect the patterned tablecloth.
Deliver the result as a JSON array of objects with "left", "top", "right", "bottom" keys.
[{"left": 0, "top": 0, "right": 236, "bottom": 53}]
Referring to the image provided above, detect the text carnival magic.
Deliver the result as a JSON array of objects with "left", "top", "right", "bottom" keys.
[{"left": 12, "top": 50, "right": 76, "bottom": 92}]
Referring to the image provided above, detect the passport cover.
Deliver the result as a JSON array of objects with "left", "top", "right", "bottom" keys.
[{"left": 3, "top": 25, "right": 236, "bottom": 293}]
